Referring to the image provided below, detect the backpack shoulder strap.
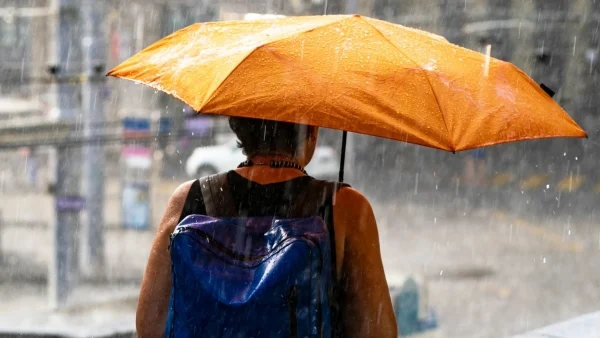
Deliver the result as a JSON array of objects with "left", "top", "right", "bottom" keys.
[
  {"left": 290, "top": 179, "right": 350, "bottom": 217},
  {"left": 199, "top": 172, "right": 237, "bottom": 217}
]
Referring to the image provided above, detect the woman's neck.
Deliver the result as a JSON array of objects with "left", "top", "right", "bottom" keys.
[
  {"left": 236, "top": 160, "right": 307, "bottom": 185},
  {"left": 249, "top": 154, "right": 297, "bottom": 164}
]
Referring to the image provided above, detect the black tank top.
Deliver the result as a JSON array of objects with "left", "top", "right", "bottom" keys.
[{"left": 178, "top": 170, "right": 348, "bottom": 337}]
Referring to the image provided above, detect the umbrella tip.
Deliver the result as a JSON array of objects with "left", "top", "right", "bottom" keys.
[{"left": 540, "top": 83, "right": 555, "bottom": 98}]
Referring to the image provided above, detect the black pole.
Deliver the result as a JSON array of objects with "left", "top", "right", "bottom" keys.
[{"left": 339, "top": 130, "right": 347, "bottom": 182}]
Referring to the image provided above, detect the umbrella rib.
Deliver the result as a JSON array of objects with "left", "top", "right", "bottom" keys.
[
  {"left": 422, "top": 73, "right": 454, "bottom": 151},
  {"left": 200, "top": 46, "right": 263, "bottom": 109},
  {"left": 202, "top": 17, "right": 353, "bottom": 110},
  {"left": 360, "top": 19, "right": 455, "bottom": 152}
]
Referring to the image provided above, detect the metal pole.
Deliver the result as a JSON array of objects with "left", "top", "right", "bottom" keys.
[
  {"left": 81, "top": 0, "right": 106, "bottom": 279},
  {"left": 342, "top": 0, "right": 356, "bottom": 183},
  {"left": 0, "top": 210, "right": 3, "bottom": 263},
  {"left": 346, "top": 0, "right": 357, "bottom": 14},
  {"left": 48, "top": 0, "right": 83, "bottom": 309},
  {"left": 339, "top": 131, "right": 347, "bottom": 182}
]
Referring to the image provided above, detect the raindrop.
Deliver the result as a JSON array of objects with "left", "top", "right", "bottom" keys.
[
  {"left": 413, "top": 173, "right": 419, "bottom": 195},
  {"left": 546, "top": 184, "right": 550, "bottom": 189},
  {"left": 543, "top": 257, "right": 546, "bottom": 264},
  {"left": 484, "top": 45, "right": 491, "bottom": 77}
]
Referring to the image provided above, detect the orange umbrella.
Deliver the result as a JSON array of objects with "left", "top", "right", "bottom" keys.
[{"left": 108, "top": 14, "right": 586, "bottom": 176}]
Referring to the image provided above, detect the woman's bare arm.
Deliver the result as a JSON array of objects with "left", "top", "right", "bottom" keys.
[
  {"left": 136, "top": 181, "right": 194, "bottom": 338},
  {"left": 334, "top": 187, "right": 397, "bottom": 338}
]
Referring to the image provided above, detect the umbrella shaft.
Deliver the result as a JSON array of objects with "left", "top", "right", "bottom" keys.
[{"left": 339, "top": 131, "right": 347, "bottom": 183}]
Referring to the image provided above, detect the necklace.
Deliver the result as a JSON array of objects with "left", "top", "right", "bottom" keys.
[{"left": 237, "top": 159, "right": 307, "bottom": 175}]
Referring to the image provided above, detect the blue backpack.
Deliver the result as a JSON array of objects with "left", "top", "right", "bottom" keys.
[{"left": 165, "top": 173, "right": 345, "bottom": 337}]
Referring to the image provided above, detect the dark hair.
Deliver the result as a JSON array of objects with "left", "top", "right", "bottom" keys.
[{"left": 228, "top": 116, "right": 311, "bottom": 157}]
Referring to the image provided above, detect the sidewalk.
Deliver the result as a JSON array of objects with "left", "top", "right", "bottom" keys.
[
  {"left": 511, "top": 311, "right": 600, "bottom": 338},
  {"left": 0, "top": 282, "right": 138, "bottom": 338},
  {"left": 0, "top": 178, "right": 176, "bottom": 337},
  {"left": 0, "top": 228, "right": 146, "bottom": 337}
]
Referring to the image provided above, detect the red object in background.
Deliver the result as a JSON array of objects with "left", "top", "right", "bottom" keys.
[
  {"left": 18, "top": 147, "right": 30, "bottom": 157},
  {"left": 111, "top": 29, "right": 120, "bottom": 62},
  {"left": 121, "top": 147, "right": 151, "bottom": 158}
]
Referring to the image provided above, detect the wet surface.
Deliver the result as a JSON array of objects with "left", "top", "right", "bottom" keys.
[
  {"left": 376, "top": 202, "right": 600, "bottom": 338},
  {"left": 2, "top": 177, "right": 600, "bottom": 337}
]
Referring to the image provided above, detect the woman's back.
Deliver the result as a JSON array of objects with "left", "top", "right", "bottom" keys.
[
  {"left": 179, "top": 170, "right": 324, "bottom": 218},
  {"left": 174, "top": 169, "right": 348, "bottom": 337},
  {"left": 179, "top": 168, "right": 348, "bottom": 279},
  {"left": 136, "top": 116, "right": 396, "bottom": 337}
]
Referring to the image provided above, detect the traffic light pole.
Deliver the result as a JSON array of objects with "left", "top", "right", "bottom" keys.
[
  {"left": 48, "top": 0, "right": 83, "bottom": 308},
  {"left": 81, "top": 0, "right": 106, "bottom": 280}
]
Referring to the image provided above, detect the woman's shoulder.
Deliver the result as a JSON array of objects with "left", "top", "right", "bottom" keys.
[
  {"left": 163, "top": 180, "right": 198, "bottom": 222},
  {"left": 331, "top": 184, "right": 376, "bottom": 230},
  {"left": 333, "top": 185, "right": 371, "bottom": 210},
  {"left": 171, "top": 180, "right": 198, "bottom": 201},
  {"left": 306, "top": 178, "right": 372, "bottom": 212}
]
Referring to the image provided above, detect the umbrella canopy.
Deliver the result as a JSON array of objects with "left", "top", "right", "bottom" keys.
[{"left": 108, "top": 14, "right": 586, "bottom": 153}]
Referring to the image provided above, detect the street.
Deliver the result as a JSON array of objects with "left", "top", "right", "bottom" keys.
[
  {"left": 376, "top": 201, "right": 600, "bottom": 337},
  {"left": 1, "top": 180, "right": 599, "bottom": 337}
]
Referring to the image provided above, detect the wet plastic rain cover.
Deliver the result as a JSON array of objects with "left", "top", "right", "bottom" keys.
[{"left": 165, "top": 214, "right": 333, "bottom": 338}]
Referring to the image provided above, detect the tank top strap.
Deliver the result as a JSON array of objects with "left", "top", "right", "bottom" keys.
[{"left": 178, "top": 179, "right": 206, "bottom": 223}]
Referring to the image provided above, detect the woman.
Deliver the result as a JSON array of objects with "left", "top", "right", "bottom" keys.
[{"left": 137, "top": 117, "right": 396, "bottom": 338}]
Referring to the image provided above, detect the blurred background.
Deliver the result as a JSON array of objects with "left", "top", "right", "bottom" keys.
[{"left": 0, "top": 0, "right": 599, "bottom": 337}]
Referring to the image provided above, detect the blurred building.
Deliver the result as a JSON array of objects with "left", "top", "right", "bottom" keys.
[
  {"left": 351, "top": 0, "right": 599, "bottom": 194},
  {"left": 0, "top": 0, "right": 598, "bottom": 187},
  {"left": 0, "top": 0, "right": 52, "bottom": 113}
]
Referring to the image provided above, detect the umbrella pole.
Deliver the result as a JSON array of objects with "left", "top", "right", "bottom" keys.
[{"left": 339, "top": 130, "right": 347, "bottom": 182}]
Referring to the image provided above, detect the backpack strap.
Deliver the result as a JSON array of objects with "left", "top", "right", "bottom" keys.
[{"left": 199, "top": 173, "right": 238, "bottom": 217}]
